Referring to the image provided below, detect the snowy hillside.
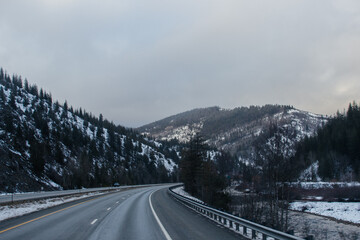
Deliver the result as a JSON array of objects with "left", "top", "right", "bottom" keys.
[
  {"left": 0, "top": 69, "right": 177, "bottom": 193},
  {"left": 139, "top": 105, "right": 327, "bottom": 166}
]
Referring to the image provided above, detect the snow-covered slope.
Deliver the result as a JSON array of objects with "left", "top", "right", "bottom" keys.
[
  {"left": 139, "top": 105, "right": 328, "bottom": 166},
  {"left": 0, "top": 70, "right": 177, "bottom": 193}
]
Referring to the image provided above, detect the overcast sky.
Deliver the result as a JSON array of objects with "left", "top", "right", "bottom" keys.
[{"left": 1, "top": 0, "right": 359, "bottom": 127}]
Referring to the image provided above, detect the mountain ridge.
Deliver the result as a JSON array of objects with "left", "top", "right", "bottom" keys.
[{"left": 138, "top": 105, "right": 328, "bottom": 166}]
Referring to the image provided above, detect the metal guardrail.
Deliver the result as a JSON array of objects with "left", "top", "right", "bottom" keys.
[
  {"left": 0, "top": 187, "right": 116, "bottom": 204},
  {"left": 169, "top": 185, "right": 304, "bottom": 240},
  {"left": 0, "top": 183, "right": 168, "bottom": 204}
]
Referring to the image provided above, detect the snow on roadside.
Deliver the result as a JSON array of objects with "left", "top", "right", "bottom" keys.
[
  {"left": 288, "top": 210, "right": 360, "bottom": 240},
  {"left": 290, "top": 201, "right": 360, "bottom": 224},
  {"left": 0, "top": 192, "right": 105, "bottom": 222},
  {"left": 290, "top": 181, "right": 360, "bottom": 189},
  {"left": 172, "top": 186, "right": 204, "bottom": 204}
]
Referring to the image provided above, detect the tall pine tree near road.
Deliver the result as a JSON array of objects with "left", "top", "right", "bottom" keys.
[{"left": 179, "top": 135, "right": 229, "bottom": 209}]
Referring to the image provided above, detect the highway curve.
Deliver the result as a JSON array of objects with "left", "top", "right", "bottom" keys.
[{"left": 0, "top": 185, "right": 241, "bottom": 240}]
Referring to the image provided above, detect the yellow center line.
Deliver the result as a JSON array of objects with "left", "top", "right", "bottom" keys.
[{"left": 0, "top": 195, "right": 105, "bottom": 234}]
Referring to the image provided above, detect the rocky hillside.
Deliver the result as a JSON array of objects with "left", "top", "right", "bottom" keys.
[
  {"left": 138, "top": 105, "right": 328, "bottom": 165},
  {"left": 0, "top": 69, "right": 177, "bottom": 193}
]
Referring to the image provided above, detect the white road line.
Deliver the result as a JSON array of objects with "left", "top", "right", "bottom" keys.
[
  {"left": 107, "top": 207, "right": 111, "bottom": 211},
  {"left": 149, "top": 191, "right": 172, "bottom": 240},
  {"left": 91, "top": 219, "right": 98, "bottom": 225}
]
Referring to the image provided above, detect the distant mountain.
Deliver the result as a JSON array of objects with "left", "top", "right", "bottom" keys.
[
  {"left": 0, "top": 68, "right": 177, "bottom": 193},
  {"left": 138, "top": 105, "right": 328, "bottom": 167}
]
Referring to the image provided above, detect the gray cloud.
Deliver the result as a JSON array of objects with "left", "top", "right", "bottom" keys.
[{"left": 1, "top": 0, "right": 360, "bottom": 127}]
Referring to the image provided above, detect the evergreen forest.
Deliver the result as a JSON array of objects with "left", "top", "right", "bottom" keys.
[{"left": 0, "top": 68, "right": 178, "bottom": 192}]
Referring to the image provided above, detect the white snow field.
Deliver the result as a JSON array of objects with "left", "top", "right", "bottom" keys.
[{"left": 290, "top": 201, "right": 360, "bottom": 224}]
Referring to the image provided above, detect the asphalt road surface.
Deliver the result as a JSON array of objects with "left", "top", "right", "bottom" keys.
[{"left": 0, "top": 185, "right": 241, "bottom": 240}]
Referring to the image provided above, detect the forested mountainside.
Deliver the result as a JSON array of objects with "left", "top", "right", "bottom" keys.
[
  {"left": 0, "top": 69, "right": 178, "bottom": 193},
  {"left": 138, "top": 105, "right": 328, "bottom": 167},
  {"left": 292, "top": 102, "right": 360, "bottom": 181}
]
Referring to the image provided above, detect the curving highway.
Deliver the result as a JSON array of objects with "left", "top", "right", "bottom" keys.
[{"left": 0, "top": 185, "right": 241, "bottom": 240}]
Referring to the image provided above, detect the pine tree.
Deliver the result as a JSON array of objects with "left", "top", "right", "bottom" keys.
[
  {"left": 0, "top": 68, "right": 4, "bottom": 82},
  {"left": 8, "top": 90, "right": 16, "bottom": 109},
  {"left": 179, "top": 135, "right": 206, "bottom": 195},
  {"left": 30, "top": 140, "right": 45, "bottom": 176},
  {"left": 4, "top": 105, "right": 14, "bottom": 133},
  {"left": 0, "top": 86, "right": 5, "bottom": 102},
  {"left": 24, "top": 79, "right": 29, "bottom": 92},
  {"left": 55, "top": 145, "right": 64, "bottom": 165},
  {"left": 63, "top": 101, "right": 68, "bottom": 112}
]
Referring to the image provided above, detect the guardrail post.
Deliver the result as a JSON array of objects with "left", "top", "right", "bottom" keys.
[
  {"left": 229, "top": 220, "right": 233, "bottom": 229},
  {"left": 235, "top": 223, "right": 239, "bottom": 231},
  {"left": 252, "top": 229, "right": 256, "bottom": 239},
  {"left": 243, "top": 226, "right": 247, "bottom": 236},
  {"left": 12, "top": 193, "right": 14, "bottom": 203},
  {"left": 262, "top": 233, "right": 267, "bottom": 240}
]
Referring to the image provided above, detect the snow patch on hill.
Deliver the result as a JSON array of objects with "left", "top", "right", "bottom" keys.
[{"left": 299, "top": 161, "right": 322, "bottom": 182}]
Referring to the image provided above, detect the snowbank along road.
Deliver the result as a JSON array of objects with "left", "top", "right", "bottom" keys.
[{"left": 0, "top": 185, "right": 241, "bottom": 240}]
